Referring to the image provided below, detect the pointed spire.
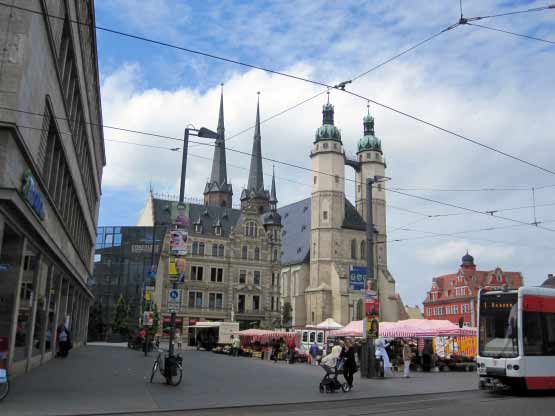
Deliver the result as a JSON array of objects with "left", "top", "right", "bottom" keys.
[
  {"left": 322, "top": 91, "right": 334, "bottom": 125},
  {"left": 205, "top": 83, "right": 232, "bottom": 207},
  {"left": 270, "top": 165, "right": 277, "bottom": 210},
  {"left": 246, "top": 92, "right": 264, "bottom": 194}
]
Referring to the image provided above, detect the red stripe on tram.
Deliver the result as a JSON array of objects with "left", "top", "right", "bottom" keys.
[
  {"left": 522, "top": 296, "right": 555, "bottom": 313},
  {"left": 525, "top": 377, "right": 555, "bottom": 390}
]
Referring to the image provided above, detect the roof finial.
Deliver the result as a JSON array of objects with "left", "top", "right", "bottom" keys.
[
  {"left": 257, "top": 90, "right": 260, "bottom": 103},
  {"left": 220, "top": 82, "right": 224, "bottom": 94},
  {"left": 367, "top": 100, "right": 370, "bottom": 116},
  {"left": 327, "top": 89, "right": 330, "bottom": 104}
]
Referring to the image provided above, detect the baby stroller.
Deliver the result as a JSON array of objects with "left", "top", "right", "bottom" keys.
[{"left": 319, "top": 359, "right": 350, "bottom": 393}]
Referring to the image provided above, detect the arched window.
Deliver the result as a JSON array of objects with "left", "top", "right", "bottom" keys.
[
  {"left": 273, "top": 249, "right": 278, "bottom": 262},
  {"left": 192, "top": 242, "right": 198, "bottom": 255},
  {"left": 199, "top": 242, "right": 205, "bottom": 256},
  {"left": 254, "top": 247, "right": 260, "bottom": 261},
  {"left": 212, "top": 243, "right": 218, "bottom": 257},
  {"left": 218, "top": 244, "right": 224, "bottom": 257},
  {"left": 350, "top": 239, "right": 357, "bottom": 259},
  {"left": 245, "top": 222, "right": 257, "bottom": 238},
  {"left": 242, "top": 246, "right": 248, "bottom": 260},
  {"left": 360, "top": 240, "right": 366, "bottom": 259}
]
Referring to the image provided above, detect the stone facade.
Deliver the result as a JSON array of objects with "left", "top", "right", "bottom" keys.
[
  {"left": 279, "top": 102, "right": 403, "bottom": 326},
  {"left": 0, "top": 0, "right": 104, "bottom": 375}
]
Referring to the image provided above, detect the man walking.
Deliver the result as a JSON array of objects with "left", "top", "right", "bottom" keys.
[
  {"left": 403, "top": 341, "right": 412, "bottom": 378},
  {"left": 309, "top": 341, "right": 319, "bottom": 366},
  {"left": 231, "top": 335, "right": 241, "bottom": 356}
]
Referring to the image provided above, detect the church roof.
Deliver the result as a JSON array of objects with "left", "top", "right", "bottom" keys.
[{"left": 278, "top": 197, "right": 367, "bottom": 265}]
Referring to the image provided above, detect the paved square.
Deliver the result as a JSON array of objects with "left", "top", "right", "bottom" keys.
[{"left": 0, "top": 345, "right": 477, "bottom": 415}]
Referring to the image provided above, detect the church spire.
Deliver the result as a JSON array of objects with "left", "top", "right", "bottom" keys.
[
  {"left": 241, "top": 92, "right": 269, "bottom": 210},
  {"left": 269, "top": 165, "right": 277, "bottom": 211},
  {"left": 204, "top": 83, "right": 232, "bottom": 207},
  {"left": 247, "top": 92, "right": 264, "bottom": 193}
]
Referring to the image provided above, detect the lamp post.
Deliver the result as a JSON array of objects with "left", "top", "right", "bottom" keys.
[{"left": 168, "top": 124, "right": 220, "bottom": 358}]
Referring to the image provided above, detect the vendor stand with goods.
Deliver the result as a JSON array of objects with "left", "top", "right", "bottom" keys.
[{"left": 235, "top": 329, "right": 302, "bottom": 362}]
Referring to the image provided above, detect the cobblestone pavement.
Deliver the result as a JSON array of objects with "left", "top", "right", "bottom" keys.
[{"left": 0, "top": 345, "right": 478, "bottom": 416}]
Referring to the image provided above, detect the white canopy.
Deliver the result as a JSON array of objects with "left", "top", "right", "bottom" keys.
[{"left": 316, "top": 318, "right": 343, "bottom": 330}]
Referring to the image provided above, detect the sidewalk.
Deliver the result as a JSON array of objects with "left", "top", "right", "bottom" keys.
[{"left": 0, "top": 345, "right": 477, "bottom": 416}]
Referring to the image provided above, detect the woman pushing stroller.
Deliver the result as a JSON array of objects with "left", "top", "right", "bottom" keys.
[{"left": 318, "top": 340, "right": 350, "bottom": 393}]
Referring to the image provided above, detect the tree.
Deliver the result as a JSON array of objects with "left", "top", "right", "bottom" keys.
[
  {"left": 282, "top": 302, "right": 292, "bottom": 328},
  {"left": 113, "top": 294, "right": 128, "bottom": 335}
]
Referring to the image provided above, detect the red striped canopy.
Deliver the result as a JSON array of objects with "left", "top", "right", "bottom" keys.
[
  {"left": 236, "top": 329, "right": 300, "bottom": 344},
  {"left": 329, "top": 319, "right": 477, "bottom": 338}
]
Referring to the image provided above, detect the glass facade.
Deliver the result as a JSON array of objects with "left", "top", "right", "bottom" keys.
[{"left": 90, "top": 226, "right": 161, "bottom": 341}]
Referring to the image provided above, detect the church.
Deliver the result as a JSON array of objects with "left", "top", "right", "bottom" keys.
[{"left": 138, "top": 88, "right": 404, "bottom": 330}]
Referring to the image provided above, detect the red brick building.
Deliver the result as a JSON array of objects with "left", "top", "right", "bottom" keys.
[{"left": 422, "top": 252, "right": 523, "bottom": 326}]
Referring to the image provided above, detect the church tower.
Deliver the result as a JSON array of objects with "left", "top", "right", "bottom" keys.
[
  {"left": 204, "top": 85, "right": 233, "bottom": 207},
  {"left": 355, "top": 108, "right": 400, "bottom": 322},
  {"left": 307, "top": 96, "right": 347, "bottom": 323}
]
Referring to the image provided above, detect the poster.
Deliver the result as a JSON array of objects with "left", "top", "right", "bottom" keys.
[
  {"left": 170, "top": 230, "right": 188, "bottom": 255},
  {"left": 349, "top": 266, "right": 366, "bottom": 291},
  {"left": 175, "top": 258, "right": 186, "bottom": 282},
  {"left": 364, "top": 296, "right": 380, "bottom": 319},
  {"left": 366, "top": 318, "right": 379, "bottom": 338},
  {"left": 175, "top": 203, "right": 190, "bottom": 228}
]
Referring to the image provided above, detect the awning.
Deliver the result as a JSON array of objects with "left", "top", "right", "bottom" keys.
[
  {"left": 329, "top": 319, "right": 477, "bottom": 338},
  {"left": 315, "top": 318, "right": 343, "bottom": 330}
]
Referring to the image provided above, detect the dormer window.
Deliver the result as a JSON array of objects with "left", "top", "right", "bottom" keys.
[
  {"left": 194, "top": 224, "right": 202, "bottom": 233},
  {"left": 245, "top": 221, "right": 257, "bottom": 238},
  {"left": 214, "top": 225, "right": 222, "bottom": 235}
]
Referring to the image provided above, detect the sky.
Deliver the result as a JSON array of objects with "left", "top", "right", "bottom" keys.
[{"left": 94, "top": 0, "right": 555, "bottom": 308}]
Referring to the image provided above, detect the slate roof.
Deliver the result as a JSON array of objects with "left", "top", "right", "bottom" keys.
[
  {"left": 152, "top": 198, "right": 241, "bottom": 237},
  {"left": 278, "top": 197, "right": 367, "bottom": 266}
]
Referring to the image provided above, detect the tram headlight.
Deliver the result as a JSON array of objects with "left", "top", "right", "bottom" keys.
[
  {"left": 513, "top": 365, "right": 519, "bottom": 371},
  {"left": 507, "top": 364, "right": 513, "bottom": 370}
]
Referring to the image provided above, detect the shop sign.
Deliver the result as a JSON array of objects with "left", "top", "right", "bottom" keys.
[
  {"left": 131, "top": 244, "right": 158, "bottom": 254},
  {"left": 349, "top": 266, "right": 366, "bottom": 291},
  {"left": 22, "top": 170, "right": 45, "bottom": 220},
  {"left": 169, "top": 230, "right": 188, "bottom": 256}
]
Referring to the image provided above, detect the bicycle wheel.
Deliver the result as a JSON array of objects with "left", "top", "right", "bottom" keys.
[
  {"left": 0, "top": 381, "right": 9, "bottom": 402},
  {"left": 165, "top": 364, "right": 183, "bottom": 386},
  {"left": 149, "top": 360, "right": 159, "bottom": 383}
]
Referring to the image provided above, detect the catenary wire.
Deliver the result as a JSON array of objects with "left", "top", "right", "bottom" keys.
[
  {"left": 3, "top": 3, "right": 554, "bottom": 177},
  {"left": 16, "top": 122, "right": 555, "bottom": 230},
  {"left": 466, "top": 22, "right": 555, "bottom": 45},
  {"left": 465, "top": 4, "right": 555, "bottom": 22}
]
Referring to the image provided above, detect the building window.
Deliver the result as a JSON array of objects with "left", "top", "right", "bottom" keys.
[
  {"left": 208, "top": 293, "right": 223, "bottom": 309},
  {"left": 452, "top": 305, "right": 459, "bottom": 314},
  {"left": 242, "top": 246, "right": 248, "bottom": 260},
  {"left": 462, "top": 304, "right": 469, "bottom": 313},
  {"left": 350, "top": 239, "right": 357, "bottom": 259},
  {"left": 188, "top": 291, "right": 203, "bottom": 308},
  {"left": 210, "top": 267, "right": 224, "bottom": 282},
  {"left": 194, "top": 224, "right": 202, "bottom": 233},
  {"left": 218, "top": 244, "right": 224, "bottom": 257},
  {"left": 245, "top": 222, "right": 257, "bottom": 238},
  {"left": 238, "top": 294, "right": 245, "bottom": 312},
  {"left": 271, "top": 297, "right": 275, "bottom": 312},
  {"left": 254, "top": 247, "right": 260, "bottom": 261},
  {"left": 254, "top": 271, "right": 261, "bottom": 286},
  {"left": 335, "top": 175, "right": 339, "bottom": 184},
  {"left": 323, "top": 211, "right": 328, "bottom": 220},
  {"left": 214, "top": 225, "right": 222, "bottom": 235},
  {"left": 212, "top": 243, "right": 218, "bottom": 257},
  {"left": 313, "top": 176, "right": 317, "bottom": 184},
  {"left": 323, "top": 143, "right": 328, "bottom": 149},
  {"left": 191, "top": 266, "right": 203, "bottom": 281},
  {"left": 198, "top": 242, "right": 205, "bottom": 255},
  {"left": 192, "top": 242, "right": 198, "bottom": 255},
  {"left": 360, "top": 240, "right": 366, "bottom": 259},
  {"left": 253, "top": 295, "right": 260, "bottom": 311},
  {"left": 239, "top": 270, "right": 246, "bottom": 284},
  {"left": 273, "top": 249, "right": 278, "bottom": 262},
  {"left": 272, "top": 272, "right": 276, "bottom": 287}
]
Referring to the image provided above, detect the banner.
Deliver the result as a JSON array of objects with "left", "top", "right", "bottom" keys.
[
  {"left": 349, "top": 266, "right": 366, "bottom": 291},
  {"left": 170, "top": 230, "right": 188, "bottom": 255}
]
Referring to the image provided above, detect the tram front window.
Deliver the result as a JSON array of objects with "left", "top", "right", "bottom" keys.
[{"left": 479, "top": 293, "right": 518, "bottom": 358}]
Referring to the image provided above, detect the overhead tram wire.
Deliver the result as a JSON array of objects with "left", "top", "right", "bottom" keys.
[
  {"left": 463, "top": 4, "right": 555, "bottom": 22},
  {"left": 15, "top": 121, "right": 555, "bottom": 231},
  {"left": 3, "top": 5, "right": 553, "bottom": 176},
  {"left": 466, "top": 22, "right": 555, "bottom": 45}
]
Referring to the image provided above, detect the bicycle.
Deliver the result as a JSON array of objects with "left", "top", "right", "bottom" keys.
[
  {"left": 0, "top": 368, "right": 8, "bottom": 402},
  {"left": 149, "top": 348, "right": 183, "bottom": 386}
]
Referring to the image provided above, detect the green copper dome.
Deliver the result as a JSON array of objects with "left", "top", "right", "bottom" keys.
[
  {"left": 314, "top": 101, "right": 342, "bottom": 143},
  {"left": 357, "top": 113, "right": 382, "bottom": 153}
]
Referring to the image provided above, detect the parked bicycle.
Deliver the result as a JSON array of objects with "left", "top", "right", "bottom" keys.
[
  {"left": 0, "top": 368, "right": 8, "bottom": 402},
  {"left": 149, "top": 347, "right": 183, "bottom": 386}
]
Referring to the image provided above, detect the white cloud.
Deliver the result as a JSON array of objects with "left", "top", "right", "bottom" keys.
[
  {"left": 418, "top": 241, "right": 515, "bottom": 266},
  {"left": 97, "top": 0, "right": 555, "bottom": 307}
]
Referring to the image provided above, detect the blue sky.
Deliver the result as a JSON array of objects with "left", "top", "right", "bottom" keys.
[{"left": 94, "top": 0, "right": 555, "bottom": 306}]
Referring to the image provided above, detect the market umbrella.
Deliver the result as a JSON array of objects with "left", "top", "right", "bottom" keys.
[{"left": 316, "top": 318, "right": 343, "bottom": 330}]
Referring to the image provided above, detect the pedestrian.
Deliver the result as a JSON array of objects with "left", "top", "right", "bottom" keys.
[
  {"left": 272, "top": 338, "right": 279, "bottom": 362},
  {"left": 231, "top": 335, "right": 241, "bottom": 356},
  {"left": 287, "top": 337, "right": 296, "bottom": 364},
  {"left": 309, "top": 341, "right": 319, "bottom": 366},
  {"left": 341, "top": 339, "right": 358, "bottom": 389},
  {"left": 375, "top": 338, "right": 392, "bottom": 377},
  {"left": 422, "top": 339, "right": 433, "bottom": 372},
  {"left": 175, "top": 330, "right": 182, "bottom": 351},
  {"left": 57, "top": 323, "right": 71, "bottom": 358},
  {"left": 402, "top": 341, "right": 412, "bottom": 378}
]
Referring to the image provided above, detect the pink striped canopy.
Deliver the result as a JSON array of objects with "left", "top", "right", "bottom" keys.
[
  {"left": 236, "top": 329, "right": 300, "bottom": 344},
  {"left": 329, "top": 319, "right": 477, "bottom": 338}
]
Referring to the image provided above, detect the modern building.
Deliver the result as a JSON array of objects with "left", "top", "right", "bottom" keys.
[
  {"left": 279, "top": 100, "right": 404, "bottom": 326},
  {"left": 138, "top": 92, "right": 282, "bottom": 333},
  {"left": 90, "top": 226, "right": 164, "bottom": 341},
  {"left": 0, "top": 1, "right": 104, "bottom": 375},
  {"left": 422, "top": 252, "right": 524, "bottom": 326}
]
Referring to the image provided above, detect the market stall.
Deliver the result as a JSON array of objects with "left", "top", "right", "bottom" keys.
[{"left": 235, "top": 329, "right": 301, "bottom": 360}]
